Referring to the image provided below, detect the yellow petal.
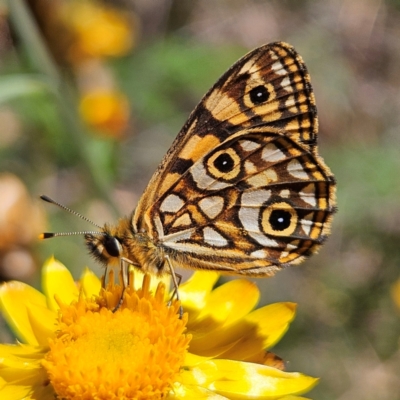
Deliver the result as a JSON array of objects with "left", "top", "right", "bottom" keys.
[
  {"left": 187, "top": 281, "right": 260, "bottom": 355},
  {"left": 42, "top": 257, "right": 78, "bottom": 310},
  {"left": 0, "top": 343, "right": 47, "bottom": 367},
  {"left": 181, "top": 360, "right": 318, "bottom": 399},
  {"left": 197, "top": 280, "right": 259, "bottom": 325},
  {"left": 215, "top": 303, "right": 296, "bottom": 361},
  {"left": 0, "top": 282, "right": 47, "bottom": 345},
  {"left": 0, "top": 344, "right": 45, "bottom": 369},
  {"left": 179, "top": 271, "right": 219, "bottom": 316},
  {"left": 170, "top": 382, "right": 228, "bottom": 399},
  {"left": 0, "top": 345, "right": 54, "bottom": 399},
  {"left": 80, "top": 267, "right": 101, "bottom": 297},
  {"left": 184, "top": 352, "right": 213, "bottom": 367},
  {"left": 0, "top": 375, "right": 54, "bottom": 400},
  {"left": 0, "top": 359, "right": 46, "bottom": 385},
  {"left": 26, "top": 303, "right": 57, "bottom": 345},
  {"left": 0, "top": 383, "right": 35, "bottom": 399},
  {"left": 245, "top": 302, "right": 296, "bottom": 348},
  {"left": 188, "top": 332, "right": 242, "bottom": 358}
]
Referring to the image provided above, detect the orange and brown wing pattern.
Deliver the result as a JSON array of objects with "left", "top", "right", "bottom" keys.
[
  {"left": 201, "top": 42, "right": 317, "bottom": 145},
  {"left": 133, "top": 42, "right": 318, "bottom": 233},
  {"left": 147, "top": 127, "right": 336, "bottom": 276}
]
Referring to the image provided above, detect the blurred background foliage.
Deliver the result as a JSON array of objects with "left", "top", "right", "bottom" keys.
[{"left": 0, "top": 0, "right": 400, "bottom": 399}]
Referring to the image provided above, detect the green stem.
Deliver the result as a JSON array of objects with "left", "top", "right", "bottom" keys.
[{"left": 7, "top": 0, "right": 119, "bottom": 216}]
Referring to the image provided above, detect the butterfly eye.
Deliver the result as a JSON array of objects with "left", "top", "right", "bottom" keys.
[
  {"left": 249, "top": 85, "right": 269, "bottom": 104},
  {"left": 269, "top": 209, "right": 292, "bottom": 231},
  {"left": 104, "top": 236, "right": 122, "bottom": 257}
]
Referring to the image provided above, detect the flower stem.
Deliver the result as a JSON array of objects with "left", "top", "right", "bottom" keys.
[{"left": 7, "top": 0, "right": 119, "bottom": 216}]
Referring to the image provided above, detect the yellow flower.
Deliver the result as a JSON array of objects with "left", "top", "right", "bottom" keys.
[
  {"left": 62, "top": 0, "right": 135, "bottom": 61},
  {"left": 79, "top": 89, "right": 130, "bottom": 138},
  {"left": 0, "top": 258, "right": 318, "bottom": 399}
]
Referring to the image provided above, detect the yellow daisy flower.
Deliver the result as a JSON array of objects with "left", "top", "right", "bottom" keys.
[
  {"left": 62, "top": 0, "right": 135, "bottom": 61},
  {"left": 0, "top": 257, "right": 318, "bottom": 399},
  {"left": 79, "top": 89, "right": 130, "bottom": 138}
]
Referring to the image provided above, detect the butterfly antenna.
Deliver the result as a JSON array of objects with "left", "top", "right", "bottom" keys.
[
  {"left": 40, "top": 231, "right": 101, "bottom": 239},
  {"left": 39, "top": 195, "right": 103, "bottom": 240}
]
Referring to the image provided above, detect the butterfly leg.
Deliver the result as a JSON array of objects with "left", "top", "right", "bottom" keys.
[
  {"left": 164, "top": 255, "right": 183, "bottom": 318},
  {"left": 168, "top": 272, "right": 182, "bottom": 304},
  {"left": 112, "top": 257, "right": 135, "bottom": 312},
  {"left": 101, "top": 265, "right": 107, "bottom": 288}
]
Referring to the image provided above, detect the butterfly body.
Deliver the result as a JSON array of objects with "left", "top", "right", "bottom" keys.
[{"left": 85, "top": 42, "right": 336, "bottom": 279}]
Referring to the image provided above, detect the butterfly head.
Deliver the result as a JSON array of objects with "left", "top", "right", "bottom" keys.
[
  {"left": 85, "top": 231, "right": 123, "bottom": 267},
  {"left": 84, "top": 217, "right": 137, "bottom": 267}
]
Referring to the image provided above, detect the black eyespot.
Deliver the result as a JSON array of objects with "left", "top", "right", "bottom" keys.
[
  {"left": 269, "top": 210, "right": 291, "bottom": 231},
  {"left": 214, "top": 152, "right": 234, "bottom": 173},
  {"left": 249, "top": 85, "right": 269, "bottom": 104},
  {"left": 104, "top": 236, "right": 121, "bottom": 257}
]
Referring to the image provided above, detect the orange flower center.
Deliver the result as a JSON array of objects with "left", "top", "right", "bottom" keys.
[{"left": 42, "top": 275, "right": 191, "bottom": 400}]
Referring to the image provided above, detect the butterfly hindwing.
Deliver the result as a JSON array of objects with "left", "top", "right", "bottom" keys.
[{"left": 145, "top": 127, "right": 335, "bottom": 275}]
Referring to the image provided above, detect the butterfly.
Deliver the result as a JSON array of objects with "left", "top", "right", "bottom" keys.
[{"left": 43, "top": 42, "right": 336, "bottom": 300}]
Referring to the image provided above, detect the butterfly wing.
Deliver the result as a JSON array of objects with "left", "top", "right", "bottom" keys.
[
  {"left": 133, "top": 42, "right": 318, "bottom": 233},
  {"left": 145, "top": 127, "right": 336, "bottom": 275}
]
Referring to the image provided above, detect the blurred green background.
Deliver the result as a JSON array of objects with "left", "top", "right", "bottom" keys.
[{"left": 1, "top": 0, "right": 400, "bottom": 399}]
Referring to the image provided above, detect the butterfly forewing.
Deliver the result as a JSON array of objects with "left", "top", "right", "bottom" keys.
[
  {"left": 202, "top": 42, "right": 317, "bottom": 143},
  {"left": 133, "top": 42, "right": 319, "bottom": 233}
]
